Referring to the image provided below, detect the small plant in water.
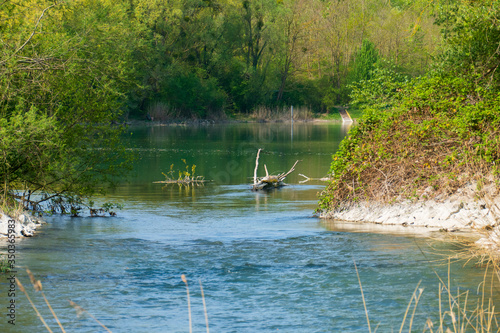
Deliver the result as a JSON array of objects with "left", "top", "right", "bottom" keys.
[
  {"left": 158, "top": 159, "right": 206, "bottom": 185},
  {"left": 0, "top": 254, "right": 12, "bottom": 274}
]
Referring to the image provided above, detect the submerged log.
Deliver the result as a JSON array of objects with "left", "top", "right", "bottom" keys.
[{"left": 252, "top": 148, "right": 300, "bottom": 190}]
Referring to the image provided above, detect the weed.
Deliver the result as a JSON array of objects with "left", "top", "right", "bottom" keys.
[
  {"left": 157, "top": 159, "right": 206, "bottom": 185},
  {"left": 0, "top": 254, "right": 11, "bottom": 274},
  {"left": 355, "top": 256, "right": 500, "bottom": 333}
]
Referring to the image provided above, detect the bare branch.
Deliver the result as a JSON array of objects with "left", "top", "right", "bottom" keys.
[
  {"left": 11, "top": 3, "right": 58, "bottom": 58},
  {"left": 253, "top": 148, "right": 262, "bottom": 185},
  {"left": 278, "top": 160, "right": 300, "bottom": 181}
]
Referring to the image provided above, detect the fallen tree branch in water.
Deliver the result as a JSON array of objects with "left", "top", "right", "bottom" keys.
[
  {"left": 298, "top": 174, "right": 332, "bottom": 183},
  {"left": 252, "top": 149, "right": 300, "bottom": 190}
]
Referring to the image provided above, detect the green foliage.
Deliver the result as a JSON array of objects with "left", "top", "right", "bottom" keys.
[
  {"left": 348, "top": 40, "right": 379, "bottom": 84},
  {"left": 349, "top": 61, "right": 410, "bottom": 112},
  {"left": 318, "top": 0, "right": 500, "bottom": 213},
  {"left": 0, "top": 1, "right": 134, "bottom": 212},
  {"left": 434, "top": 0, "right": 500, "bottom": 85},
  {"left": 160, "top": 64, "right": 227, "bottom": 118},
  {"left": 0, "top": 255, "right": 11, "bottom": 274},
  {"left": 0, "top": 0, "right": 444, "bottom": 213},
  {"left": 124, "top": 0, "right": 439, "bottom": 117},
  {"left": 319, "top": 69, "right": 500, "bottom": 213},
  {"left": 161, "top": 160, "right": 205, "bottom": 184}
]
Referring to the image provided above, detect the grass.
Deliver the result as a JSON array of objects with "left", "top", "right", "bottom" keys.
[
  {"left": 16, "top": 270, "right": 211, "bottom": 333},
  {"left": 355, "top": 255, "right": 500, "bottom": 332},
  {"left": 154, "top": 160, "right": 207, "bottom": 185},
  {"left": 13, "top": 254, "right": 500, "bottom": 332},
  {"left": 345, "top": 106, "right": 364, "bottom": 120},
  {"left": 0, "top": 198, "right": 24, "bottom": 220},
  {"left": 317, "top": 111, "right": 343, "bottom": 121}
]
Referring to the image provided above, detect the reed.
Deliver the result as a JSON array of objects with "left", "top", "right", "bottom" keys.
[
  {"left": 251, "top": 106, "right": 314, "bottom": 122},
  {"left": 68, "top": 300, "right": 113, "bottom": 333},
  {"left": 399, "top": 281, "right": 424, "bottom": 333},
  {"left": 26, "top": 269, "right": 66, "bottom": 333},
  {"left": 181, "top": 274, "right": 193, "bottom": 333},
  {"left": 16, "top": 276, "right": 53, "bottom": 333},
  {"left": 12, "top": 252, "right": 499, "bottom": 332},
  {"left": 17, "top": 269, "right": 113, "bottom": 332},
  {"left": 200, "top": 279, "right": 210, "bottom": 333},
  {"left": 354, "top": 260, "right": 372, "bottom": 333},
  {"left": 355, "top": 254, "right": 500, "bottom": 332},
  {"left": 417, "top": 258, "right": 500, "bottom": 333},
  {"left": 147, "top": 101, "right": 180, "bottom": 121}
]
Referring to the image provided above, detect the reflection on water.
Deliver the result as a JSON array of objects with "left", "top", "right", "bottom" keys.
[
  {"left": 0, "top": 122, "right": 498, "bottom": 332},
  {"left": 124, "top": 122, "right": 348, "bottom": 185}
]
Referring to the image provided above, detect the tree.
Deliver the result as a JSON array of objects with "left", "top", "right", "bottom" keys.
[
  {"left": 348, "top": 39, "right": 379, "bottom": 84},
  {"left": 0, "top": 0, "right": 138, "bottom": 211}
]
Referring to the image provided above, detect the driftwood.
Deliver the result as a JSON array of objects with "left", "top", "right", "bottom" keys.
[
  {"left": 298, "top": 174, "right": 332, "bottom": 183},
  {"left": 252, "top": 148, "right": 300, "bottom": 190}
]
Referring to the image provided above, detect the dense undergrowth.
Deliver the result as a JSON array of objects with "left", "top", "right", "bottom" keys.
[
  {"left": 318, "top": 72, "right": 500, "bottom": 213},
  {"left": 318, "top": 0, "right": 500, "bottom": 215}
]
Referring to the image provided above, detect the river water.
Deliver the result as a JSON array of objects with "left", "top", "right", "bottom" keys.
[{"left": 0, "top": 122, "right": 497, "bottom": 332}]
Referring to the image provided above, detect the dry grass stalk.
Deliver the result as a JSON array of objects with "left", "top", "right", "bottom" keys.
[
  {"left": 16, "top": 277, "right": 54, "bottom": 333},
  {"left": 422, "top": 258, "right": 500, "bottom": 332},
  {"left": 354, "top": 260, "right": 372, "bottom": 333},
  {"left": 182, "top": 274, "right": 192, "bottom": 333},
  {"left": 355, "top": 250, "right": 500, "bottom": 333},
  {"left": 18, "top": 269, "right": 113, "bottom": 332},
  {"left": 147, "top": 101, "right": 180, "bottom": 121},
  {"left": 199, "top": 279, "right": 210, "bottom": 333},
  {"left": 26, "top": 269, "right": 66, "bottom": 333},
  {"left": 68, "top": 300, "right": 112, "bottom": 333},
  {"left": 398, "top": 281, "right": 423, "bottom": 333}
]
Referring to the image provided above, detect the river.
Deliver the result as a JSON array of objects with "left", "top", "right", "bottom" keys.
[{"left": 0, "top": 122, "right": 496, "bottom": 332}]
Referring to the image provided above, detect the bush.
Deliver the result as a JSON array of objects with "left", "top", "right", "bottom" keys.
[{"left": 318, "top": 72, "right": 500, "bottom": 213}]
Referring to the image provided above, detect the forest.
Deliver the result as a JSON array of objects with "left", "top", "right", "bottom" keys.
[{"left": 1, "top": 0, "right": 440, "bottom": 120}]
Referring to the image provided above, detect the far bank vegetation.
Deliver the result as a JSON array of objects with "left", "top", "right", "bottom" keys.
[{"left": 318, "top": 0, "right": 500, "bottom": 218}]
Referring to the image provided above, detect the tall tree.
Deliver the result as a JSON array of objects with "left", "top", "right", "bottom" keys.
[{"left": 0, "top": 0, "right": 138, "bottom": 209}]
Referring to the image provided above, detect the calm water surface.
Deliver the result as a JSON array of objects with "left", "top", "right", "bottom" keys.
[{"left": 0, "top": 122, "right": 496, "bottom": 332}]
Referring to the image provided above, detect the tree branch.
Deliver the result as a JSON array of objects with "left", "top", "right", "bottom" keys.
[
  {"left": 11, "top": 3, "right": 58, "bottom": 58},
  {"left": 253, "top": 148, "right": 262, "bottom": 185}
]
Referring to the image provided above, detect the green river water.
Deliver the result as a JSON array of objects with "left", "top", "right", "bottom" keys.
[{"left": 0, "top": 122, "right": 497, "bottom": 332}]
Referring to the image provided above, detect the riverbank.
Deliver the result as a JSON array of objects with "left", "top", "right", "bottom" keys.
[
  {"left": 320, "top": 185, "right": 500, "bottom": 250},
  {"left": 0, "top": 211, "right": 45, "bottom": 238},
  {"left": 125, "top": 118, "right": 346, "bottom": 126},
  {"left": 125, "top": 108, "right": 362, "bottom": 126}
]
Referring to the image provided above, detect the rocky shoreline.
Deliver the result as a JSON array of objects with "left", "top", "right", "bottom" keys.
[
  {"left": 0, "top": 211, "right": 45, "bottom": 238},
  {"left": 321, "top": 192, "right": 500, "bottom": 249}
]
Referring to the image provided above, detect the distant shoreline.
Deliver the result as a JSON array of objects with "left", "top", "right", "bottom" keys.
[{"left": 123, "top": 115, "right": 357, "bottom": 127}]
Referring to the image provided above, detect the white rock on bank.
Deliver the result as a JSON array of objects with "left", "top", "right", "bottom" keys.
[
  {"left": 322, "top": 196, "right": 500, "bottom": 231},
  {"left": 0, "top": 211, "right": 45, "bottom": 238}
]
